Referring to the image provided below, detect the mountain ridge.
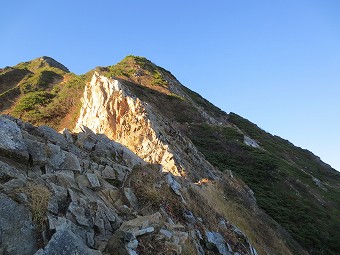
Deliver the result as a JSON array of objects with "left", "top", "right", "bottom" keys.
[{"left": 0, "top": 55, "right": 339, "bottom": 255}]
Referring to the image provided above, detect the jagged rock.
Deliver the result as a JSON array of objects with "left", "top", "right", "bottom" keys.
[
  {"left": 134, "top": 226, "right": 154, "bottom": 236},
  {"left": 2, "top": 178, "right": 26, "bottom": 193},
  {"left": 184, "top": 210, "right": 196, "bottom": 224},
  {"left": 166, "top": 173, "right": 185, "bottom": 203},
  {"left": 0, "top": 115, "right": 29, "bottom": 163},
  {"left": 102, "top": 165, "right": 116, "bottom": 179},
  {"left": 86, "top": 173, "right": 101, "bottom": 189},
  {"left": 68, "top": 201, "right": 92, "bottom": 227},
  {"left": 62, "top": 128, "right": 74, "bottom": 143},
  {"left": 160, "top": 228, "right": 173, "bottom": 239},
  {"left": 205, "top": 231, "right": 230, "bottom": 255},
  {"left": 0, "top": 193, "right": 37, "bottom": 255},
  {"left": 60, "top": 151, "right": 82, "bottom": 172},
  {"left": 46, "top": 143, "right": 65, "bottom": 169},
  {"left": 38, "top": 125, "right": 68, "bottom": 149},
  {"left": 124, "top": 187, "right": 138, "bottom": 208},
  {"left": 119, "top": 212, "right": 162, "bottom": 234},
  {"left": 166, "top": 173, "right": 181, "bottom": 195},
  {"left": 94, "top": 202, "right": 121, "bottom": 234},
  {"left": 0, "top": 160, "right": 26, "bottom": 180},
  {"left": 76, "top": 127, "right": 98, "bottom": 151},
  {"left": 127, "top": 248, "right": 138, "bottom": 255},
  {"left": 25, "top": 139, "right": 48, "bottom": 165},
  {"left": 112, "top": 163, "right": 131, "bottom": 182},
  {"left": 35, "top": 228, "right": 101, "bottom": 255}
]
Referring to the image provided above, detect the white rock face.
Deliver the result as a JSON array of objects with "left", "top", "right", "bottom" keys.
[
  {"left": 75, "top": 73, "right": 215, "bottom": 179},
  {"left": 244, "top": 135, "right": 260, "bottom": 149},
  {"left": 75, "top": 73, "right": 180, "bottom": 175}
]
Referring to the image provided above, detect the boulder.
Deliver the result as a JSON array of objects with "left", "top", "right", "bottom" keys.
[
  {"left": 102, "top": 165, "right": 116, "bottom": 179},
  {"left": 60, "top": 151, "right": 82, "bottom": 172},
  {"left": 123, "top": 188, "right": 138, "bottom": 209},
  {"left": 0, "top": 160, "right": 26, "bottom": 180},
  {"left": 205, "top": 231, "right": 230, "bottom": 255},
  {"left": 86, "top": 173, "right": 101, "bottom": 189},
  {"left": 0, "top": 116, "right": 29, "bottom": 163},
  {"left": 38, "top": 125, "right": 68, "bottom": 149},
  {"left": 35, "top": 227, "right": 101, "bottom": 255},
  {"left": 0, "top": 193, "right": 37, "bottom": 255},
  {"left": 119, "top": 212, "right": 161, "bottom": 235}
]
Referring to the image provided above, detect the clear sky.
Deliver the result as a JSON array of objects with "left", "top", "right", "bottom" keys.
[{"left": 1, "top": 0, "right": 339, "bottom": 171}]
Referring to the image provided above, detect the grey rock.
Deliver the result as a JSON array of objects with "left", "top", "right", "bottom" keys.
[
  {"left": 205, "top": 231, "right": 230, "bottom": 255},
  {"left": 166, "top": 173, "right": 181, "bottom": 195},
  {"left": 62, "top": 128, "right": 74, "bottom": 143},
  {"left": 76, "top": 128, "right": 97, "bottom": 151},
  {"left": 166, "top": 173, "right": 185, "bottom": 203},
  {"left": 47, "top": 183, "right": 68, "bottom": 215},
  {"left": 102, "top": 165, "right": 116, "bottom": 179},
  {"left": 86, "top": 173, "right": 101, "bottom": 189},
  {"left": 60, "top": 151, "right": 82, "bottom": 172},
  {"left": 126, "top": 238, "right": 138, "bottom": 249},
  {"left": 119, "top": 212, "right": 162, "bottom": 234},
  {"left": 134, "top": 226, "right": 154, "bottom": 236},
  {"left": 0, "top": 116, "right": 29, "bottom": 163},
  {"left": 124, "top": 188, "right": 138, "bottom": 208},
  {"left": 25, "top": 139, "right": 48, "bottom": 165},
  {"left": 94, "top": 202, "right": 121, "bottom": 235},
  {"left": 35, "top": 227, "right": 101, "bottom": 255},
  {"left": 48, "top": 215, "right": 67, "bottom": 230},
  {"left": 112, "top": 163, "right": 131, "bottom": 182},
  {"left": 184, "top": 211, "right": 196, "bottom": 224},
  {"left": 46, "top": 143, "right": 65, "bottom": 169},
  {"left": 0, "top": 193, "right": 37, "bottom": 255},
  {"left": 0, "top": 160, "right": 26, "bottom": 180},
  {"left": 2, "top": 178, "right": 26, "bottom": 193},
  {"left": 38, "top": 125, "right": 68, "bottom": 149},
  {"left": 160, "top": 229, "right": 173, "bottom": 239},
  {"left": 68, "top": 201, "right": 92, "bottom": 227},
  {"left": 244, "top": 135, "right": 260, "bottom": 149}
]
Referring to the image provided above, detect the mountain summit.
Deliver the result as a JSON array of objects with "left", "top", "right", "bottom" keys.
[{"left": 0, "top": 56, "right": 339, "bottom": 255}]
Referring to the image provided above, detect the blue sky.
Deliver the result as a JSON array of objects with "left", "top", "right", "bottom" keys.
[{"left": 1, "top": 0, "right": 339, "bottom": 171}]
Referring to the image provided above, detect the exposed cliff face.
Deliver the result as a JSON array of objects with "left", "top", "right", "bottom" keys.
[{"left": 75, "top": 73, "right": 215, "bottom": 180}]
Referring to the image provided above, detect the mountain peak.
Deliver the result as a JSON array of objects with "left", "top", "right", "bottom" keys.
[{"left": 14, "top": 56, "right": 69, "bottom": 73}]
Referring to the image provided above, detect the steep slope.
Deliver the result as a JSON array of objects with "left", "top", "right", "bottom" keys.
[
  {"left": 93, "top": 56, "right": 340, "bottom": 255},
  {"left": 72, "top": 72, "right": 306, "bottom": 254},
  {"left": 0, "top": 55, "right": 339, "bottom": 255}
]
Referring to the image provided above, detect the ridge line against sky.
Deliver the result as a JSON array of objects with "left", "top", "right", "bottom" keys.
[{"left": 1, "top": 0, "right": 339, "bottom": 170}]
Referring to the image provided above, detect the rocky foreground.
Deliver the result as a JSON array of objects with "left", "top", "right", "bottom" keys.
[{"left": 0, "top": 114, "right": 259, "bottom": 255}]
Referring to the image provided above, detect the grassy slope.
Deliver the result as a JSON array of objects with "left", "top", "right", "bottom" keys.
[{"left": 0, "top": 57, "right": 92, "bottom": 130}]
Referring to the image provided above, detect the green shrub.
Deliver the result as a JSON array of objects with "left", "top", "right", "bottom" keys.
[{"left": 13, "top": 91, "right": 54, "bottom": 114}]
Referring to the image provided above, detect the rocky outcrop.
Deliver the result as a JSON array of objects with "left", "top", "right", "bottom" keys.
[
  {"left": 0, "top": 115, "right": 261, "bottom": 255},
  {"left": 75, "top": 73, "right": 215, "bottom": 180}
]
